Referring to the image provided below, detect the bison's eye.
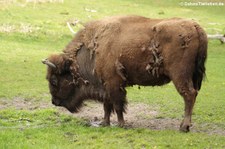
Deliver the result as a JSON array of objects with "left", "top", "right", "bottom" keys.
[{"left": 50, "top": 75, "right": 58, "bottom": 86}]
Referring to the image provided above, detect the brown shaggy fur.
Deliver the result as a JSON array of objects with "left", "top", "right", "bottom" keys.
[{"left": 43, "top": 15, "right": 207, "bottom": 132}]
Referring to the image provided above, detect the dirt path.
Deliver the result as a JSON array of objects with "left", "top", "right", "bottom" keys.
[{"left": 1, "top": 97, "right": 225, "bottom": 136}]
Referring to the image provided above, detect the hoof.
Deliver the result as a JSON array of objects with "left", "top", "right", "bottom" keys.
[
  {"left": 179, "top": 124, "right": 190, "bottom": 132},
  {"left": 117, "top": 121, "right": 125, "bottom": 128},
  {"left": 90, "top": 119, "right": 110, "bottom": 127},
  {"left": 100, "top": 121, "right": 110, "bottom": 127}
]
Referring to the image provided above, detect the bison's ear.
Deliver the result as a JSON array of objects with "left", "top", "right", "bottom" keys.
[
  {"left": 50, "top": 75, "right": 58, "bottom": 86},
  {"left": 63, "top": 58, "right": 73, "bottom": 72}
]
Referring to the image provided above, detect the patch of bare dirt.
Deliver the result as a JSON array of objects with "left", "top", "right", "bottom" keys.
[
  {"left": 1, "top": 98, "right": 225, "bottom": 136},
  {"left": 0, "top": 97, "right": 53, "bottom": 110}
]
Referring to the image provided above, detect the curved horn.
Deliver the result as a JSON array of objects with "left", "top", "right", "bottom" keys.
[
  {"left": 67, "top": 22, "right": 76, "bottom": 35},
  {"left": 42, "top": 59, "right": 56, "bottom": 69}
]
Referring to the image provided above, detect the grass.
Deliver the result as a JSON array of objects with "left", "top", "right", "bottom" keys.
[
  {"left": 0, "top": 0, "right": 225, "bottom": 148},
  {"left": 0, "top": 109, "right": 224, "bottom": 149}
]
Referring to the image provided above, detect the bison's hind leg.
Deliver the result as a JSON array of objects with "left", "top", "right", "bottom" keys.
[
  {"left": 179, "top": 87, "right": 197, "bottom": 132},
  {"left": 172, "top": 75, "right": 198, "bottom": 132}
]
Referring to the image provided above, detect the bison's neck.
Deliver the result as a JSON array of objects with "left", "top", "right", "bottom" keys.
[
  {"left": 78, "top": 85, "right": 107, "bottom": 102},
  {"left": 68, "top": 84, "right": 106, "bottom": 112}
]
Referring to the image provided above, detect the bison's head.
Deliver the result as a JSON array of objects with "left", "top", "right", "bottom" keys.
[{"left": 42, "top": 54, "right": 82, "bottom": 113}]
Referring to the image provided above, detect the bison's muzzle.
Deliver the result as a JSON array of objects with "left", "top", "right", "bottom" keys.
[
  {"left": 52, "top": 98, "right": 77, "bottom": 113},
  {"left": 52, "top": 98, "right": 62, "bottom": 106}
]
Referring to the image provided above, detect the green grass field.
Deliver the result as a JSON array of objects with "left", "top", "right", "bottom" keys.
[{"left": 0, "top": 0, "right": 225, "bottom": 148}]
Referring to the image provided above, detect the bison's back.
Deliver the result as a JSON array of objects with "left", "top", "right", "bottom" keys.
[
  {"left": 70, "top": 16, "right": 207, "bottom": 88},
  {"left": 91, "top": 17, "right": 205, "bottom": 87}
]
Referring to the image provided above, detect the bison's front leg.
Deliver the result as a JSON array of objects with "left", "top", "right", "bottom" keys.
[
  {"left": 104, "top": 75, "right": 127, "bottom": 127},
  {"left": 115, "top": 104, "right": 125, "bottom": 127},
  {"left": 112, "top": 90, "right": 127, "bottom": 127},
  {"left": 101, "top": 102, "right": 113, "bottom": 126}
]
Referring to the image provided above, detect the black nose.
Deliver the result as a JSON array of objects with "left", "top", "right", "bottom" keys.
[
  {"left": 52, "top": 100, "right": 56, "bottom": 105},
  {"left": 52, "top": 98, "right": 61, "bottom": 106}
]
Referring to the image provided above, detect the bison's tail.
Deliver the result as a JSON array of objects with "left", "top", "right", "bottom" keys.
[{"left": 193, "top": 24, "right": 208, "bottom": 91}]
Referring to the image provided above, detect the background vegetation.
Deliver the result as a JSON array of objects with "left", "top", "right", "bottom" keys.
[{"left": 0, "top": 0, "right": 225, "bottom": 148}]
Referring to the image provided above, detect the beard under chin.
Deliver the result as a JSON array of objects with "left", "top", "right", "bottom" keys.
[
  {"left": 64, "top": 98, "right": 84, "bottom": 113},
  {"left": 66, "top": 107, "right": 77, "bottom": 113}
]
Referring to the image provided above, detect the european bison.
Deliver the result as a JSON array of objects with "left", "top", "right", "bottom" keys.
[{"left": 42, "top": 15, "right": 207, "bottom": 132}]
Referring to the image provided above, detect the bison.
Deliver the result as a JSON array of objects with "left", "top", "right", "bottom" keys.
[{"left": 42, "top": 15, "right": 207, "bottom": 132}]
